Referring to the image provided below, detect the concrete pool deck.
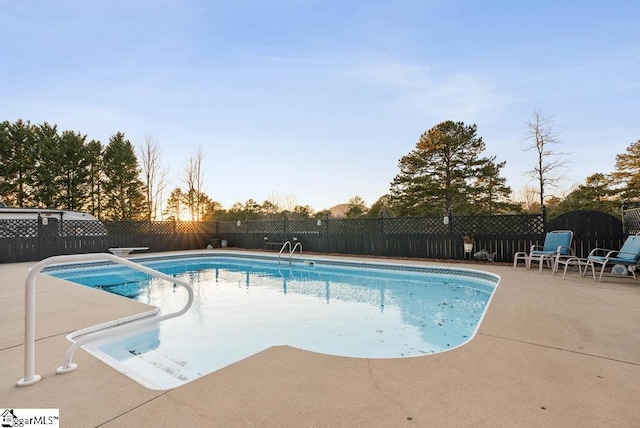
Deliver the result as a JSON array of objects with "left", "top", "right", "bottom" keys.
[{"left": 1, "top": 250, "right": 640, "bottom": 427}]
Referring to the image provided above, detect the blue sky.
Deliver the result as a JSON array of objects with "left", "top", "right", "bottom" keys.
[{"left": 1, "top": 0, "right": 638, "bottom": 211}]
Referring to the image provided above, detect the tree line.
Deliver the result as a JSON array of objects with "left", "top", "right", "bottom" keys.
[
  {"left": 0, "top": 120, "right": 146, "bottom": 220},
  {"left": 1, "top": 118, "right": 639, "bottom": 221},
  {"left": 0, "top": 119, "right": 322, "bottom": 221}
]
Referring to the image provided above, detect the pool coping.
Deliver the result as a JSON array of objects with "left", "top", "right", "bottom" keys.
[
  {"left": 44, "top": 252, "right": 500, "bottom": 390},
  {"left": 2, "top": 249, "right": 640, "bottom": 426}
]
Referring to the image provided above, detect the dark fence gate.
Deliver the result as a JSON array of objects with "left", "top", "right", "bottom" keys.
[{"left": 548, "top": 210, "right": 624, "bottom": 258}]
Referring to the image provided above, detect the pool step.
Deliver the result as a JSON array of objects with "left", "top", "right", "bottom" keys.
[{"left": 130, "top": 349, "right": 202, "bottom": 388}]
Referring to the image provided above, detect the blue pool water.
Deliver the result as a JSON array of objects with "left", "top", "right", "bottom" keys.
[{"left": 45, "top": 253, "right": 499, "bottom": 390}]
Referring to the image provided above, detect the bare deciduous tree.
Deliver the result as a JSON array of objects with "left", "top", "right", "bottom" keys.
[
  {"left": 265, "top": 191, "right": 283, "bottom": 211},
  {"left": 265, "top": 191, "right": 299, "bottom": 213},
  {"left": 523, "top": 110, "right": 569, "bottom": 209},
  {"left": 281, "top": 193, "right": 299, "bottom": 212},
  {"left": 514, "top": 184, "right": 540, "bottom": 212},
  {"left": 183, "top": 146, "right": 205, "bottom": 221},
  {"left": 138, "top": 135, "right": 169, "bottom": 221}
]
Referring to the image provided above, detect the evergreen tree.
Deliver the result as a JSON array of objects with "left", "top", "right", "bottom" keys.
[
  {"left": 552, "top": 173, "right": 619, "bottom": 217},
  {"left": 200, "top": 199, "right": 223, "bottom": 221},
  {"left": 56, "top": 130, "right": 90, "bottom": 211},
  {"left": 228, "top": 201, "right": 245, "bottom": 219},
  {"left": 30, "top": 123, "right": 91, "bottom": 210},
  {"left": 86, "top": 140, "right": 104, "bottom": 219},
  {"left": 243, "top": 199, "right": 263, "bottom": 220},
  {"left": 31, "top": 122, "right": 60, "bottom": 208},
  {"left": 164, "top": 187, "right": 184, "bottom": 220},
  {"left": 261, "top": 200, "right": 280, "bottom": 219},
  {"left": 102, "top": 132, "right": 146, "bottom": 220},
  {"left": 389, "top": 121, "right": 511, "bottom": 216},
  {"left": 1, "top": 119, "right": 37, "bottom": 206},
  {"left": 469, "top": 161, "right": 520, "bottom": 214},
  {"left": 292, "top": 205, "right": 314, "bottom": 219},
  {"left": 345, "top": 196, "right": 368, "bottom": 218},
  {"left": 367, "top": 195, "right": 395, "bottom": 218},
  {"left": 0, "top": 120, "right": 14, "bottom": 204},
  {"left": 613, "top": 139, "right": 640, "bottom": 203}
]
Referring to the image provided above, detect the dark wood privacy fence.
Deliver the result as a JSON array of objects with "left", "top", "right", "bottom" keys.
[
  {"left": 219, "top": 214, "right": 547, "bottom": 261},
  {"left": 0, "top": 210, "right": 626, "bottom": 264},
  {"left": 0, "top": 219, "right": 216, "bottom": 263}
]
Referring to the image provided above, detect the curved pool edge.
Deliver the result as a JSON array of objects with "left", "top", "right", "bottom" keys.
[{"left": 43, "top": 249, "right": 501, "bottom": 391}]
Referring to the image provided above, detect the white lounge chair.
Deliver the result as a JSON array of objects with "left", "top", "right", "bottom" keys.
[
  {"left": 586, "top": 234, "right": 640, "bottom": 281},
  {"left": 513, "top": 230, "right": 574, "bottom": 274}
]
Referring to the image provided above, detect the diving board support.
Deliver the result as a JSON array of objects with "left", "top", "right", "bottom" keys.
[{"left": 17, "top": 253, "right": 193, "bottom": 387}]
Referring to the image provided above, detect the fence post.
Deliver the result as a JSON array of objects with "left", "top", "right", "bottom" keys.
[
  {"left": 324, "top": 215, "right": 329, "bottom": 253},
  {"left": 36, "top": 213, "right": 43, "bottom": 260},
  {"left": 447, "top": 209, "right": 453, "bottom": 258}
]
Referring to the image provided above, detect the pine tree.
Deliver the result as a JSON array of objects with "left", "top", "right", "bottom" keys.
[
  {"left": 86, "top": 140, "right": 104, "bottom": 219},
  {"left": 102, "top": 132, "right": 146, "bottom": 220},
  {"left": 31, "top": 122, "right": 61, "bottom": 208},
  {"left": 613, "top": 139, "right": 640, "bottom": 203},
  {"left": 0, "top": 119, "right": 37, "bottom": 207},
  {"left": 56, "top": 130, "right": 91, "bottom": 211},
  {"left": 389, "top": 121, "right": 512, "bottom": 216},
  {"left": 164, "top": 187, "right": 184, "bottom": 220},
  {"left": 469, "top": 161, "right": 520, "bottom": 214}
]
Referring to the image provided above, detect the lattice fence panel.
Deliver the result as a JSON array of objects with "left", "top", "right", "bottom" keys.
[
  {"left": 325, "top": 218, "right": 383, "bottom": 233},
  {"left": 247, "top": 220, "right": 287, "bottom": 234},
  {"left": 148, "top": 221, "right": 179, "bottom": 234},
  {"left": 217, "top": 220, "right": 271, "bottom": 234},
  {"left": 452, "top": 214, "right": 544, "bottom": 235},
  {"left": 623, "top": 208, "right": 640, "bottom": 234},
  {"left": 0, "top": 219, "right": 39, "bottom": 237},
  {"left": 102, "top": 221, "right": 216, "bottom": 235},
  {"left": 381, "top": 217, "right": 447, "bottom": 234},
  {"left": 61, "top": 220, "right": 109, "bottom": 236},
  {"left": 173, "top": 222, "right": 216, "bottom": 234}
]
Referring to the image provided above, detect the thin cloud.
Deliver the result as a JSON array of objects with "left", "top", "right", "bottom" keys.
[{"left": 349, "top": 61, "right": 510, "bottom": 122}]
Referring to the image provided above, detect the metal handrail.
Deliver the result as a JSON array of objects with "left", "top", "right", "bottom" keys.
[
  {"left": 278, "top": 241, "right": 292, "bottom": 263},
  {"left": 17, "top": 253, "right": 194, "bottom": 387},
  {"left": 289, "top": 241, "right": 303, "bottom": 263},
  {"left": 277, "top": 240, "right": 303, "bottom": 264}
]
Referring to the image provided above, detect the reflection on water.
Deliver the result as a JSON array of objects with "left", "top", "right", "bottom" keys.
[{"left": 48, "top": 256, "right": 497, "bottom": 390}]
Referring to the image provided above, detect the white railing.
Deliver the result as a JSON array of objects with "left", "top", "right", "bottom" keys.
[{"left": 17, "top": 253, "right": 194, "bottom": 387}]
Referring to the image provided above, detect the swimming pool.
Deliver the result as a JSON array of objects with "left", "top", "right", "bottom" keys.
[{"left": 45, "top": 253, "right": 499, "bottom": 390}]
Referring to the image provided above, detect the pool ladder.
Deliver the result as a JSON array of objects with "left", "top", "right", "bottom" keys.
[
  {"left": 278, "top": 240, "right": 302, "bottom": 264},
  {"left": 17, "top": 253, "right": 194, "bottom": 387}
]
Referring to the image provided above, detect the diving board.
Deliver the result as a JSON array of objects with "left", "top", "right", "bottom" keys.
[{"left": 108, "top": 247, "right": 149, "bottom": 257}]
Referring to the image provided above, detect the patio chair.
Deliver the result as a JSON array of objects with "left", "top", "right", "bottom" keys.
[
  {"left": 585, "top": 233, "right": 640, "bottom": 282},
  {"left": 513, "top": 230, "right": 574, "bottom": 274}
]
